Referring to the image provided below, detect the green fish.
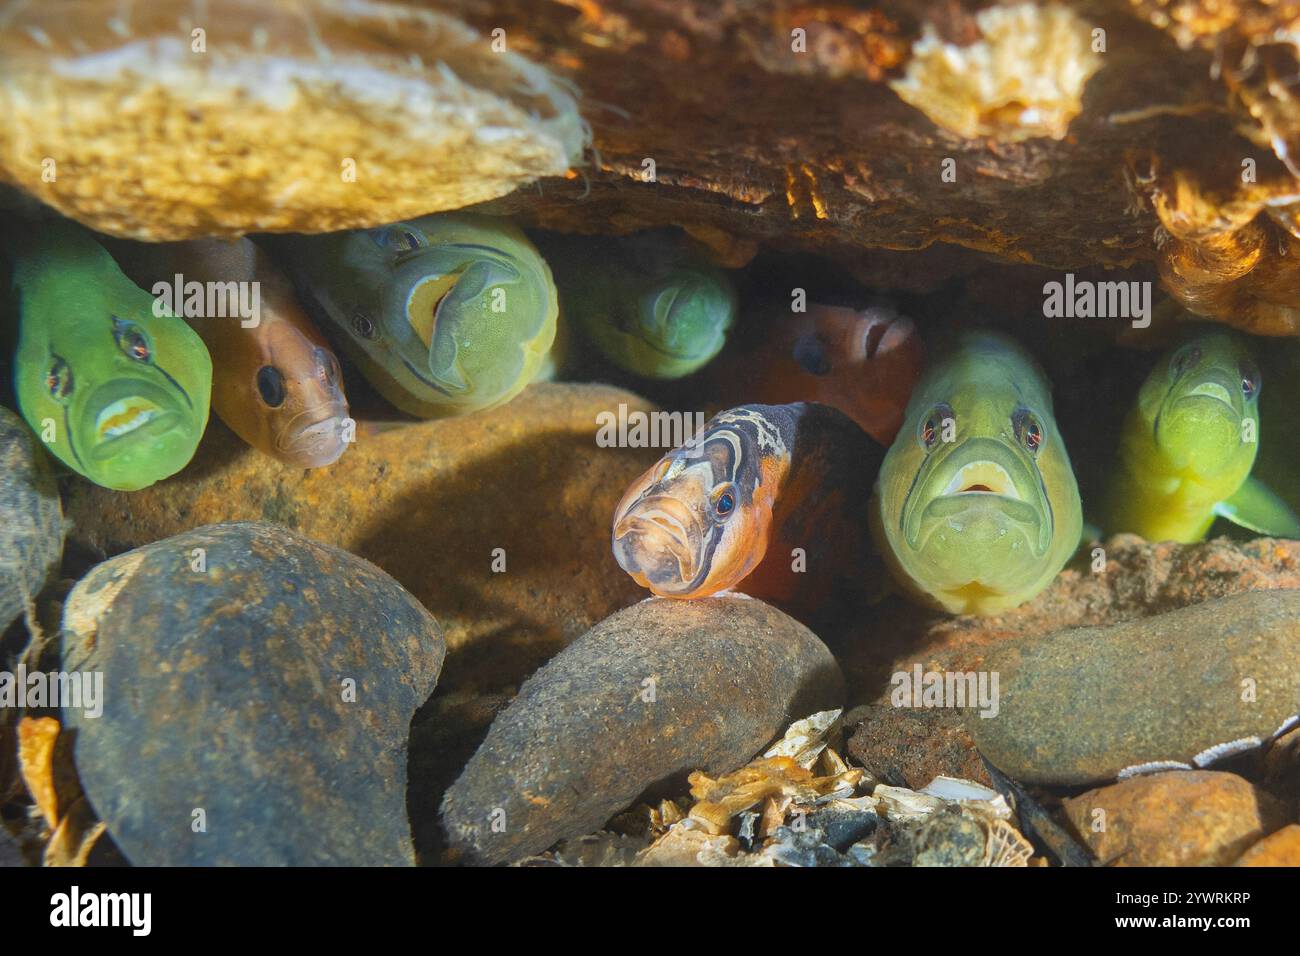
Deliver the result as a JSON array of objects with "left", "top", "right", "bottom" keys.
[
  {"left": 540, "top": 231, "right": 736, "bottom": 379},
  {"left": 1104, "top": 327, "right": 1300, "bottom": 543},
  {"left": 870, "top": 331, "right": 1082, "bottom": 616},
  {"left": 3, "top": 221, "right": 212, "bottom": 492},
  {"left": 268, "top": 214, "right": 558, "bottom": 418}
]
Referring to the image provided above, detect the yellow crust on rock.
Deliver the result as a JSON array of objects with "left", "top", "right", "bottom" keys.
[{"left": 0, "top": 0, "right": 588, "bottom": 240}]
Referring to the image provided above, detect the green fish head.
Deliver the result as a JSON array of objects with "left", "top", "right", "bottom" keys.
[
  {"left": 300, "top": 214, "right": 556, "bottom": 416},
  {"left": 623, "top": 266, "right": 735, "bottom": 377},
  {"left": 1143, "top": 330, "right": 1260, "bottom": 480},
  {"left": 18, "top": 307, "right": 211, "bottom": 492},
  {"left": 874, "top": 332, "right": 1082, "bottom": 615}
]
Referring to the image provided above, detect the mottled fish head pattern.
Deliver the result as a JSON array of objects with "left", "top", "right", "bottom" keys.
[{"left": 612, "top": 405, "right": 790, "bottom": 597}]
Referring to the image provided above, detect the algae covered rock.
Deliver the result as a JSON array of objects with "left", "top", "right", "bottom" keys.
[
  {"left": 441, "top": 595, "right": 844, "bottom": 865},
  {"left": 970, "top": 590, "right": 1300, "bottom": 786},
  {"left": 61, "top": 521, "right": 444, "bottom": 865},
  {"left": 0, "top": 406, "right": 64, "bottom": 634}
]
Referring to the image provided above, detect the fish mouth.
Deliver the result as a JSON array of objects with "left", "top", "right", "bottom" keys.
[
  {"left": 406, "top": 273, "right": 461, "bottom": 351},
  {"left": 940, "top": 460, "right": 1020, "bottom": 498},
  {"left": 276, "top": 404, "right": 350, "bottom": 466},
  {"left": 638, "top": 274, "right": 730, "bottom": 359},
  {"left": 1187, "top": 381, "right": 1234, "bottom": 406},
  {"left": 905, "top": 438, "right": 1049, "bottom": 556},
  {"left": 84, "top": 381, "right": 190, "bottom": 462},
  {"left": 612, "top": 494, "right": 706, "bottom": 593},
  {"left": 859, "top": 310, "right": 914, "bottom": 361}
]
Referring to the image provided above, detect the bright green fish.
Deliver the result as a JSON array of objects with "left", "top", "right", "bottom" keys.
[
  {"left": 3, "top": 221, "right": 212, "bottom": 492},
  {"left": 269, "top": 214, "right": 557, "bottom": 418},
  {"left": 541, "top": 231, "right": 736, "bottom": 379},
  {"left": 870, "top": 331, "right": 1082, "bottom": 616},
  {"left": 1104, "top": 326, "right": 1300, "bottom": 543}
]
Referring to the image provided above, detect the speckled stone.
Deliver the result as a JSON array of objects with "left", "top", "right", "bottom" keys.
[
  {"left": 970, "top": 590, "right": 1300, "bottom": 786},
  {"left": 846, "top": 704, "right": 991, "bottom": 789},
  {"left": 913, "top": 810, "right": 988, "bottom": 867},
  {"left": 1063, "top": 771, "right": 1289, "bottom": 867},
  {"left": 61, "top": 521, "right": 444, "bottom": 865},
  {"left": 440, "top": 595, "right": 844, "bottom": 865},
  {"left": 0, "top": 406, "right": 63, "bottom": 635}
]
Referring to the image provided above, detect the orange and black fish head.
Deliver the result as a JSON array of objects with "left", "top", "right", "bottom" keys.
[
  {"left": 612, "top": 407, "right": 788, "bottom": 598},
  {"left": 255, "top": 323, "right": 350, "bottom": 468}
]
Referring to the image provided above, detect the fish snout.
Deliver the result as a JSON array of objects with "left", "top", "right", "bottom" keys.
[
  {"left": 612, "top": 494, "right": 706, "bottom": 594},
  {"left": 279, "top": 410, "right": 350, "bottom": 467}
]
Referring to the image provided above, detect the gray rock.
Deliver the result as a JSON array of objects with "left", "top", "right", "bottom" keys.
[
  {"left": 61, "top": 521, "right": 444, "bottom": 865},
  {"left": 0, "top": 406, "right": 63, "bottom": 634},
  {"left": 441, "top": 595, "right": 844, "bottom": 864},
  {"left": 971, "top": 590, "right": 1300, "bottom": 785}
]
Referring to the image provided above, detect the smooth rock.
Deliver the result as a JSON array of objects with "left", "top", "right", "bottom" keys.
[
  {"left": 1234, "top": 824, "right": 1300, "bottom": 866},
  {"left": 1063, "top": 771, "right": 1288, "bottom": 867},
  {"left": 0, "top": 406, "right": 63, "bottom": 634},
  {"left": 0, "top": 1, "right": 585, "bottom": 240},
  {"left": 61, "top": 521, "right": 444, "bottom": 865},
  {"left": 440, "top": 595, "right": 844, "bottom": 864},
  {"left": 65, "top": 383, "right": 659, "bottom": 693},
  {"left": 969, "top": 590, "right": 1300, "bottom": 786}
]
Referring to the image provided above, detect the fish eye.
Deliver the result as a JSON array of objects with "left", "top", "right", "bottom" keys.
[
  {"left": 1012, "top": 406, "right": 1045, "bottom": 454},
  {"left": 712, "top": 483, "right": 737, "bottom": 519},
  {"left": 1171, "top": 345, "right": 1202, "bottom": 377},
  {"left": 351, "top": 311, "right": 377, "bottom": 340},
  {"left": 46, "top": 356, "right": 73, "bottom": 402},
  {"left": 653, "top": 458, "right": 672, "bottom": 483},
  {"left": 256, "top": 365, "right": 286, "bottom": 408},
  {"left": 315, "top": 348, "right": 340, "bottom": 388},
  {"left": 918, "top": 403, "right": 954, "bottom": 450},
  {"left": 113, "top": 319, "right": 152, "bottom": 363},
  {"left": 1240, "top": 360, "right": 1260, "bottom": 400},
  {"left": 371, "top": 226, "right": 425, "bottom": 254}
]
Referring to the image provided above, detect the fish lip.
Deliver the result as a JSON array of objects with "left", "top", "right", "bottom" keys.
[
  {"left": 904, "top": 436, "right": 1050, "bottom": 555},
  {"left": 939, "top": 460, "right": 1021, "bottom": 499},
  {"left": 1186, "top": 381, "right": 1234, "bottom": 405},
  {"left": 276, "top": 402, "right": 351, "bottom": 462},
  {"left": 613, "top": 494, "right": 706, "bottom": 592},
  {"left": 1167, "top": 369, "right": 1241, "bottom": 414},
  {"left": 82, "top": 379, "right": 191, "bottom": 458}
]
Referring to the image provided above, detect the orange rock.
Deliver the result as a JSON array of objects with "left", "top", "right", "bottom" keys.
[
  {"left": 1234, "top": 824, "right": 1300, "bottom": 866},
  {"left": 1062, "top": 771, "right": 1290, "bottom": 867}
]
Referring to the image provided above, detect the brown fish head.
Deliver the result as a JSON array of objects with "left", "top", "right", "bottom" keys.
[
  {"left": 256, "top": 322, "right": 350, "bottom": 468},
  {"left": 612, "top": 409, "right": 784, "bottom": 597}
]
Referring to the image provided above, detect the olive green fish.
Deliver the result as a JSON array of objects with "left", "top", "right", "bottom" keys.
[
  {"left": 3, "top": 221, "right": 212, "bottom": 492},
  {"left": 540, "top": 231, "right": 736, "bottom": 379},
  {"left": 268, "top": 213, "right": 557, "bottom": 418},
  {"left": 1104, "top": 327, "right": 1300, "bottom": 543},
  {"left": 870, "top": 331, "right": 1082, "bottom": 616}
]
